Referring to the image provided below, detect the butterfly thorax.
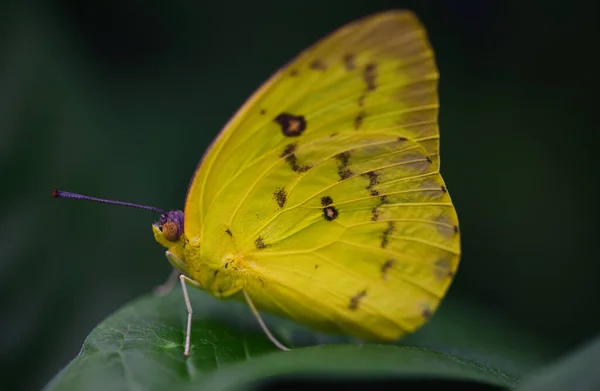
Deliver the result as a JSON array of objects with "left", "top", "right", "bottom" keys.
[
  {"left": 183, "top": 238, "right": 247, "bottom": 297},
  {"left": 152, "top": 210, "right": 244, "bottom": 297}
]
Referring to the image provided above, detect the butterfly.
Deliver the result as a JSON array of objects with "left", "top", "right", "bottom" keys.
[{"left": 54, "top": 9, "right": 461, "bottom": 357}]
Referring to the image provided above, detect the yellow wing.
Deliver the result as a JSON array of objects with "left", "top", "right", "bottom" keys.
[{"left": 183, "top": 10, "right": 460, "bottom": 341}]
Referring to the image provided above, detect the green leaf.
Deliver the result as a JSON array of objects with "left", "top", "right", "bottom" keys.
[
  {"left": 43, "top": 287, "right": 555, "bottom": 391},
  {"left": 517, "top": 335, "right": 600, "bottom": 391}
]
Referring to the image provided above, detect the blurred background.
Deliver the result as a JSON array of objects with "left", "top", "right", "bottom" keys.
[{"left": 1, "top": 1, "right": 598, "bottom": 390}]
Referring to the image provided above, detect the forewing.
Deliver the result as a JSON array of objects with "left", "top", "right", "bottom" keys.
[{"left": 185, "top": 10, "right": 460, "bottom": 340}]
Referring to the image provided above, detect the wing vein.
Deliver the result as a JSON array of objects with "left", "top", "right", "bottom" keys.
[{"left": 388, "top": 234, "right": 459, "bottom": 254}]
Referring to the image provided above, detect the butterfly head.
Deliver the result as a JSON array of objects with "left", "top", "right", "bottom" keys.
[
  {"left": 152, "top": 210, "right": 187, "bottom": 269},
  {"left": 153, "top": 210, "right": 184, "bottom": 242}
]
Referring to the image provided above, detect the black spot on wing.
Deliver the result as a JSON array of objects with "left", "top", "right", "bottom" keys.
[
  {"left": 255, "top": 237, "right": 267, "bottom": 249},
  {"left": 371, "top": 189, "right": 390, "bottom": 221},
  {"left": 280, "top": 143, "right": 297, "bottom": 158},
  {"left": 357, "top": 63, "right": 377, "bottom": 108},
  {"left": 363, "top": 171, "right": 380, "bottom": 196},
  {"left": 285, "top": 154, "right": 311, "bottom": 173},
  {"left": 321, "top": 196, "right": 337, "bottom": 220},
  {"left": 371, "top": 207, "right": 380, "bottom": 221},
  {"left": 343, "top": 53, "right": 356, "bottom": 71},
  {"left": 336, "top": 151, "right": 350, "bottom": 166},
  {"left": 274, "top": 113, "right": 306, "bottom": 137},
  {"left": 280, "top": 143, "right": 311, "bottom": 172},
  {"left": 274, "top": 188, "right": 287, "bottom": 208},
  {"left": 363, "top": 63, "right": 377, "bottom": 91},
  {"left": 380, "top": 221, "right": 395, "bottom": 248},
  {"left": 435, "top": 259, "right": 456, "bottom": 279},
  {"left": 349, "top": 289, "right": 367, "bottom": 310},
  {"left": 381, "top": 259, "right": 395, "bottom": 280},
  {"left": 335, "top": 151, "right": 353, "bottom": 180},
  {"left": 321, "top": 196, "right": 333, "bottom": 206},
  {"left": 367, "top": 172, "right": 379, "bottom": 186},
  {"left": 225, "top": 229, "right": 233, "bottom": 237},
  {"left": 358, "top": 92, "right": 366, "bottom": 107},
  {"left": 422, "top": 307, "right": 433, "bottom": 318},
  {"left": 354, "top": 111, "right": 365, "bottom": 130},
  {"left": 323, "top": 206, "right": 339, "bottom": 221},
  {"left": 309, "top": 59, "right": 326, "bottom": 71}
]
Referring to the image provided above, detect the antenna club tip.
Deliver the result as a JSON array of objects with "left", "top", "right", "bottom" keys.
[{"left": 52, "top": 189, "right": 60, "bottom": 198}]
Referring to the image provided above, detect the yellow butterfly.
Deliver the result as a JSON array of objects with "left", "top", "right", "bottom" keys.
[{"left": 54, "top": 9, "right": 460, "bottom": 357}]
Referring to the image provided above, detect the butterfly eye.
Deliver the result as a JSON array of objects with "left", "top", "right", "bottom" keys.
[{"left": 162, "top": 221, "right": 180, "bottom": 242}]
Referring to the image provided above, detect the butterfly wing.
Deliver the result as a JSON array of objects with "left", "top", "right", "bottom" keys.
[{"left": 184, "top": 10, "right": 460, "bottom": 341}]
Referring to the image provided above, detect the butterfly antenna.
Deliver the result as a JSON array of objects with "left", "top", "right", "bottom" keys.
[{"left": 52, "top": 190, "right": 166, "bottom": 214}]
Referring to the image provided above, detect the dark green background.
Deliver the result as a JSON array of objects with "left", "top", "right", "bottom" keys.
[{"left": 1, "top": 1, "right": 597, "bottom": 390}]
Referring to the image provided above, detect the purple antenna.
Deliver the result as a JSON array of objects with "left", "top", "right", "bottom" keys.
[{"left": 52, "top": 190, "right": 166, "bottom": 214}]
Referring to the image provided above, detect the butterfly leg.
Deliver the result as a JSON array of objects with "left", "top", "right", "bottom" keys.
[
  {"left": 152, "top": 267, "right": 180, "bottom": 297},
  {"left": 179, "top": 274, "right": 201, "bottom": 357},
  {"left": 242, "top": 289, "right": 290, "bottom": 351}
]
